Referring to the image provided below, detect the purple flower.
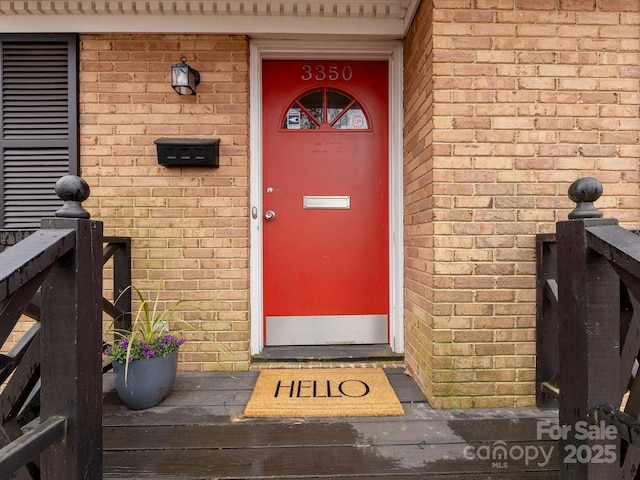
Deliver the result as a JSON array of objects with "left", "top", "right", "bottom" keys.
[{"left": 105, "top": 334, "right": 184, "bottom": 363}]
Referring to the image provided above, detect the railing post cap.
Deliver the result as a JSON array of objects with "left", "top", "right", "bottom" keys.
[
  {"left": 567, "top": 177, "right": 603, "bottom": 220},
  {"left": 54, "top": 175, "right": 91, "bottom": 219}
]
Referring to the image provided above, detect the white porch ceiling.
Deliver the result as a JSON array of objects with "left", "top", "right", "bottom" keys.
[{"left": 0, "top": 1, "right": 421, "bottom": 38}]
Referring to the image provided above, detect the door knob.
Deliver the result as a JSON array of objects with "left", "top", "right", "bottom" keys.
[{"left": 265, "top": 210, "right": 276, "bottom": 221}]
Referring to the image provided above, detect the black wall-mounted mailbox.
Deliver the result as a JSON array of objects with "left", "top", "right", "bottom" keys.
[{"left": 154, "top": 138, "right": 220, "bottom": 167}]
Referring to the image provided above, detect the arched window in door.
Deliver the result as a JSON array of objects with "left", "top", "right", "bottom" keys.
[{"left": 282, "top": 88, "right": 369, "bottom": 130}]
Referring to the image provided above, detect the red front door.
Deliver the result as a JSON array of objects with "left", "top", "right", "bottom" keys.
[{"left": 262, "top": 60, "right": 389, "bottom": 346}]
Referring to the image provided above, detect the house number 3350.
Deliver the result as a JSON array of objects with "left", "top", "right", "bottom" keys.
[{"left": 301, "top": 64, "right": 353, "bottom": 81}]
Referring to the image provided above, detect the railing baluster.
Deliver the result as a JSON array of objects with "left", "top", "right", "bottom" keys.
[
  {"left": 536, "top": 233, "right": 560, "bottom": 407},
  {"left": 109, "top": 237, "right": 131, "bottom": 332}
]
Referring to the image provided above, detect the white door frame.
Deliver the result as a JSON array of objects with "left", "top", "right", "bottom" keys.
[{"left": 249, "top": 39, "right": 404, "bottom": 355}]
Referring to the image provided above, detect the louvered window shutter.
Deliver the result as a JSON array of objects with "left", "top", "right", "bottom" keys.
[{"left": 0, "top": 34, "right": 78, "bottom": 228}]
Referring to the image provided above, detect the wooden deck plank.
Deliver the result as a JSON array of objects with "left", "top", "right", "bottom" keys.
[
  {"left": 102, "top": 370, "right": 560, "bottom": 479},
  {"left": 104, "top": 417, "right": 556, "bottom": 449},
  {"left": 103, "top": 371, "right": 259, "bottom": 394},
  {"left": 104, "top": 470, "right": 558, "bottom": 480},
  {"left": 169, "top": 371, "right": 260, "bottom": 390},
  {"left": 103, "top": 401, "right": 557, "bottom": 427},
  {"left": 104, "top": 389, "right": 253, "bottom": 407},
  {"left": 385, "top": 368, "right": 429, "bottom": 403},
  {"left": 104, "top": 443, "right": 558, "bottom": 478}
]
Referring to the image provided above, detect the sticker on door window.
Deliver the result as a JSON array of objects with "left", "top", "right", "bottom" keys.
[
  {"left": 282, "top": 88, "right": 369, "bottom": 130},
  {"left": 286, "top": 111, "right": 301, "bottom": 129}
]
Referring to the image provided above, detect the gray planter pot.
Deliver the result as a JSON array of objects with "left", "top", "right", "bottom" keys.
[{"left": 112, "top": 349, "right": 179, "bottom": 410}]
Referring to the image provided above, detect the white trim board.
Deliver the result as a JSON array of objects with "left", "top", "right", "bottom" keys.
[
  {"left": 0, "top": 1, "right": 421, "bottom": 37},
  {"left": 249, "top": 39, "right": 404, "bottom": 355}
]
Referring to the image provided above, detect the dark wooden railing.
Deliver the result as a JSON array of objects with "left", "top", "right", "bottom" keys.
[
  {"left": 0, "top": 175, "right": 104, "bottom": 479},
  {"left": 537, "top": 177, "right": 640, "bottom": 480},
  {"left": 0, "top": 234, "right": 131, "bottom": 331},
  {"left": 102, "top": 236, "right": 132, "bottom": 371},
  {"left": 536, "top": 232, "right": 559, "bottom": 408}
]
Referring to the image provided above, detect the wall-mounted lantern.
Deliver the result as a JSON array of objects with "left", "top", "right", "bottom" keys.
[{"left": 171, "top": 56, "right": 200, "bottom": 95}]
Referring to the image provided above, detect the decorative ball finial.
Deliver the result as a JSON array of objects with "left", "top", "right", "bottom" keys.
[
  {"left": 567, "top": 177, "right": 603, "bottom": 219},
  {"left": 54, "top": 175, "right": 91, "bottom": 219}
]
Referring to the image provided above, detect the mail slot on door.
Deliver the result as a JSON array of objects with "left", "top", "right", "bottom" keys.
[{"left": 303, "top": 196, "right": 351, "bottom": 209}]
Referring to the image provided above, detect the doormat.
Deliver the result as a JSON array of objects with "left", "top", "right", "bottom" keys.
[{"left": 243, "top": 368, "right": 404, "bottom": 418}]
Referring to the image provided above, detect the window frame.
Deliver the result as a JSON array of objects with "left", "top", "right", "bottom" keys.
[{"left": 280, "top": 87, "right": 372, "bottom": 132}]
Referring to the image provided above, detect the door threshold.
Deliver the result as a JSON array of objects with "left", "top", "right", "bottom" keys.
[{"left": 252, "top": 344, "right": 403, "bottom": 364}]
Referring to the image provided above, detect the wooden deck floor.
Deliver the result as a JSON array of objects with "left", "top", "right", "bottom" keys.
[{"left": 102, "top": 368, "right": 560, "bottom": 479}]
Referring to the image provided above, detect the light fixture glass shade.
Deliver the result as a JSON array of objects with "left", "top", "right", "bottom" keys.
[{"left": 171, "top": 58, "right": 200, "bottom": 95}]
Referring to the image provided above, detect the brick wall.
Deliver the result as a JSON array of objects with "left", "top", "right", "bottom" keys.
[
  {"left": 403, "top": 0, "right": 437, "bottom": 405},
  {"left": 404, "top": 0, "right": 640, "bottom": 407},
  {"left": 80, "top": 34, "right": 250, "bottom": 372},
  {"left": 73, "top": 4, "right": 639, "bottom": 400}
]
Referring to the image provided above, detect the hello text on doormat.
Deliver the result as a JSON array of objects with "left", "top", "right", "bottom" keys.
[{"left": 243, "top": 368, "right": 404, "bottom": 418}]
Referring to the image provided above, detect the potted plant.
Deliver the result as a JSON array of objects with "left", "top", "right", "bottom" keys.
[{"left": 104, "top": 281, "right": 187, "bottom": 410}]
